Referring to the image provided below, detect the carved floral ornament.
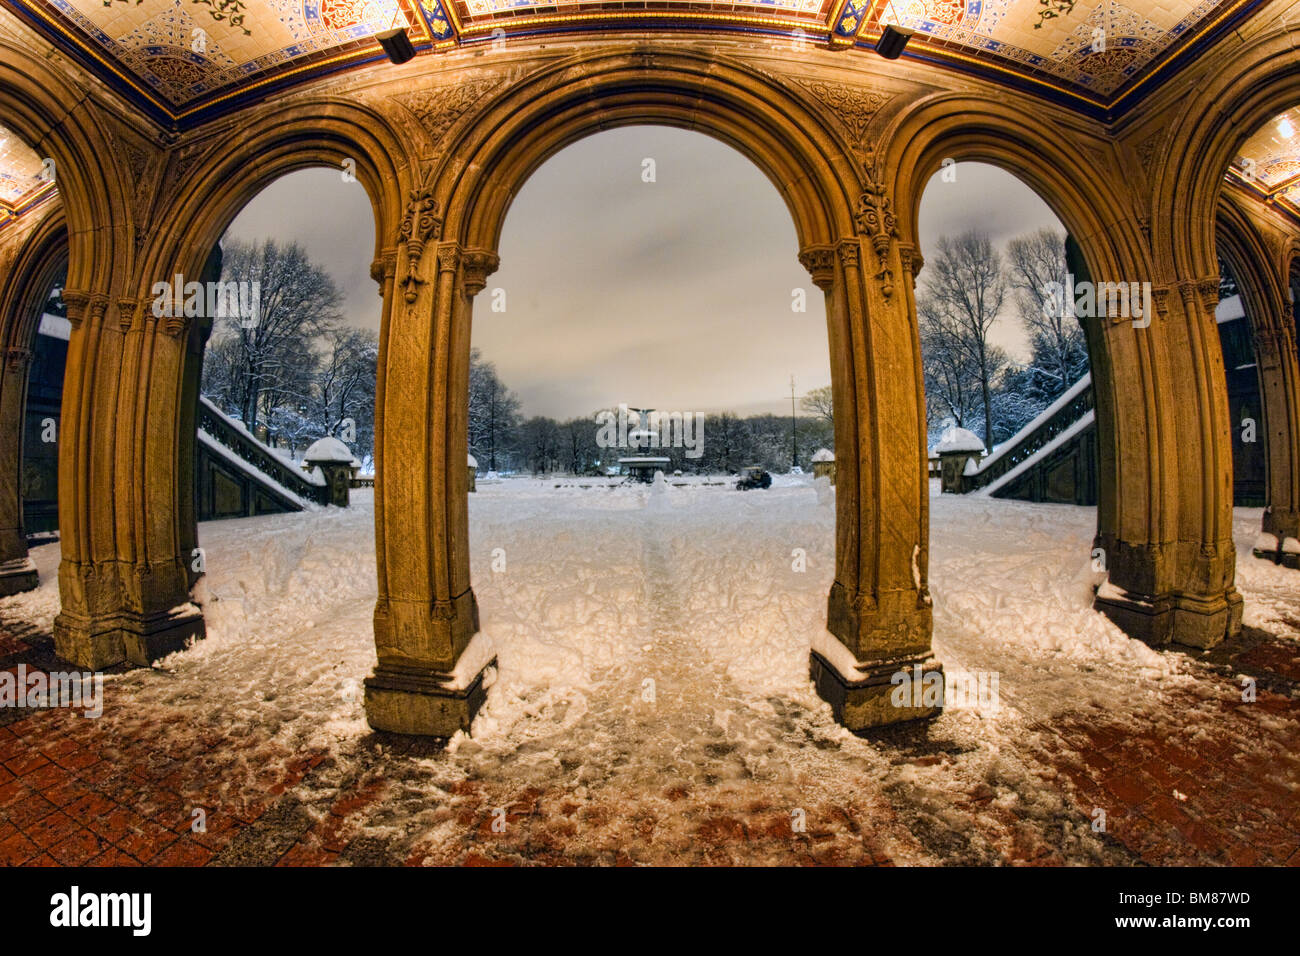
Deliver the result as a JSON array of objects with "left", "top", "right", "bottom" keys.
[
  {"left": 398, "top": 168, "right": 443, "bottom": 304},
  {"left": 855, "top": 181, "right": 898, "bottom": 259},
  {"left": 116, "top": 297, "right": 139, "bottom": 333}
]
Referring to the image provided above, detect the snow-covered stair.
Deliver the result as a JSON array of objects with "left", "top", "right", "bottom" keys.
[{"left": 962, "top": 375, "right": 1097, "bottom": 505}]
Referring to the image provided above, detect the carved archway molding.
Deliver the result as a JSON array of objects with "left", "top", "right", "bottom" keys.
[
  {"left": 2, "top": 24, "right": 1276, "bottom": 725},
  {"left": 1217, "top": 193, "right": 1300, "bottom": 558},
  {"left": 1124, "top": 20, "right": 1300, "bottom": 644},
  {"left": 43, "top": 97, "right": 408, "bottom": 671},
  {"left": 359, "top": 46, "right": 941, "bottom": 735},
  {"left": 0, "top": 38, "right": 210, "bottom": 668},
  {"left": 0, "top": 203, "right": 67, "bottom": 597},
  {"left": 888, "top": 93, "right": 1240, "bottom": 649}
]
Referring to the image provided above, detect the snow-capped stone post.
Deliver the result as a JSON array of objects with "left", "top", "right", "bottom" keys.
[
  {"left": 933, "top": 426, "right": 985, "bottom": 494},
  {"left": 468, "top": 453, "right": 477, "bottom": 493},
  {"left": 304, "top": 436, "right": 354, "bottom": 508},
  {"left": 811, "top": 447, "right": 835, "bottom": 485}
]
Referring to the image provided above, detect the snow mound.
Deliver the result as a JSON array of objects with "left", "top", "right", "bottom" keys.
[
  {"left": 934, "top": 426, "right": 985, "bottom": 454},
  {"left": 303, "top": 436, "right": 353, "bottom": 463}
]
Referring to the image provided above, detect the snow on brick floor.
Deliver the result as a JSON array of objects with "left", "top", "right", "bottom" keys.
[{"left": 2, "top": 479, "right": 1298, "bottom": 865}]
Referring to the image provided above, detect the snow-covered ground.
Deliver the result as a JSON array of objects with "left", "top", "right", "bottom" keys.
[{"left": 3, "top": 479, "right": 1297, "bottom": 863}]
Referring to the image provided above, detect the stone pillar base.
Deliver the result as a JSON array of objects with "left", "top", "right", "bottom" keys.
[
  {"left": 0, "top": 557, "right": 39, "bottom": 597},
  {"left": 365, "top": 658, "right": 495, "bottom": 737},
  {"left": 1095, "top": 583, "right": 1240, "bottom": 650},
  {"left": 810, "top": 648, "right": 943, "bottom": 731},
  {"left": 52, "top": 605, "right": 205, "bottom": 670}
]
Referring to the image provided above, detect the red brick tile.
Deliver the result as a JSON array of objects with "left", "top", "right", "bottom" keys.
[
  {"left": 0, "top": 777, "right": 29, "bottom": 808},
  {"left": 118, "top": 820, "right": 179, "bottom": 864},
  {"left": 3, "top": 750, "right": 49, "bottom": 777},
  {"left": 87, "top": 847, "right": 141, "bottom": 867},
  {"left": 24, "top": 810, "right": 82, "bottom": 849},
  {"left": 146, "top": 838, "right": 212, "bottom": 867},
  {"left": 86, "top": 805, "right": 146, "bottom": 843},
  {"left": 62, "top": 791, "right": 117, "bottom": 822},
  {"left": 41, "top": 776, "right": 91, "bottom": 809},
  {"left": 4, "top": 791, "right": 57, "bottom": 829},
  {"left": 48, "top": 828, "right": 107, "bottom": 866},
  {"left": 0, "top": 829, "right": 40, "bottom": 865}
]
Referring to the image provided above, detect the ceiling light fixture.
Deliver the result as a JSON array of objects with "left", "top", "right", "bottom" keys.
[
  {"left": 1279, "top": 116, "right": 1296, "bottom": 140},
  {"left": 875, "top": 1, "right": 914, "bottom": 59},
  {"left": 376, "top": 8, "right": 416, "bottom": 65},
  {"left": 376, "top": 27, "right": 416, "bottom": 64}
]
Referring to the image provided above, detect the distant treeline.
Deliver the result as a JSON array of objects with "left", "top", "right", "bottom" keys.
[{"left": 470, "top": 349, "right": 835, "bottom": 475}]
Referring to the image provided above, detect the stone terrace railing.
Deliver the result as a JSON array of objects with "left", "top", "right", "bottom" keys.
[
  {"left": 197, "top": 396, "right": 329, "bottom": 506},
  {"left": 962, "top": 374, "right": 1094, "bottom": 494}
]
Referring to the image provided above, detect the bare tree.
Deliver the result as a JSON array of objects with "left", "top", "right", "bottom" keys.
[
  {"left": 202, "top": 238, "right": 341, "bottom": 431},
  {"left": 800, "top": 385, "right": 833, "bottom": 429},
  {"left": 1006, "top": 228, "right": 1087, "bottom": 396},
  {"left": 519, "top": 416, "right": 561, "bottom": 474},
  {"left": 313, "top": 326, "right": 377, "bottom": 446},
  {"left": 921, "top": 230, "right": 1008, "bottom": 447},
  {"left": 468, "top": 348, "right": 521, "bottom": 471},
  {"left": 919, "top": 295, "right": 984, "bottom": 433}
]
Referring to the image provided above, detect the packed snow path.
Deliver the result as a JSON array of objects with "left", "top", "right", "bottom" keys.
[{"left": 2, "top": 480, "right": 1297, "bottom": 865}]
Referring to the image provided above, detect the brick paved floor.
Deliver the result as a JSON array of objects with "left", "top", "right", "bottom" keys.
[{"left": 0, "top": 614, "right": 1297, "bottom": 866}]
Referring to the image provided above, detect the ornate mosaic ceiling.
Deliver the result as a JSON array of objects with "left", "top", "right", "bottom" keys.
[
  {"left": 0, "top": 0, "right": 1265, "bottom": 125},
  {"left": 1229, "top": 106, "right": 1300, "bottom": 218},
  {"left": 0, "top": 123, "right": 56, "bottom": 233}
]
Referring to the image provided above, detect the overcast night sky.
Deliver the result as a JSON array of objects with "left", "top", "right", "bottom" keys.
[{"left": 225, "top": 128, "right": 1065, "bottom": 420}]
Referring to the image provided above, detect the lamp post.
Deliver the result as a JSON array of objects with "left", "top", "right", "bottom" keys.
[{"left": 790, "top": 374, "right": 799, "bottom": 470}]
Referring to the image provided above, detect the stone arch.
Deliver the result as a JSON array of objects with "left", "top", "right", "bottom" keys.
[
  {"left": 1158, "top": 24, "right": 1300, "bottom": 282},
  {"left": 888, "top": 93, "right": 1236, "bottom": 647},
  {"left": 364, "top": 47, "right": 940, "bottom": 735},
  {"left": 48, "top": 100, "right": 405, "bottom": 670},
  {"left": 152, "top": 102, "right": 407, "bottom": 288},
  {"left": 0, "top": 203, "right": 67, "bottom": 596},
  {"left": 1217, "top": 195, "right": 1300, "bottom": 554},
  {"left": 1159, "top": 23, "right": 1300, "bottom": 584},
  {"left": 144, "top": 102, "right": 403, "bottom": 590},
  {"left": 0, "top": 39, "right": 127, "bottom": 295}
]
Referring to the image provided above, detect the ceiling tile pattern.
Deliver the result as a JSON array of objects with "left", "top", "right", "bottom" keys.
[
  {"left": 0, "top": 0, "right": 1259, "bottom": 124},
  {"left": 886, "top": 0, "right": 1218, "bottom": 98},
  {"left": 1231, "top": 106, "right": 1300, "bottom": 217},
  {"left": 0, "top": 123, "right": 55, "bottom": 232}
]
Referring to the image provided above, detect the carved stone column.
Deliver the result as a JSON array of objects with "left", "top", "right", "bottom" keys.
[
  {"left": 1094, "top": 275, "right": 1241, "bottom": 649},
  {"left": 366, "top": 214, "right": 500, "bottom": 734},
  {"left": 0, "top": 345, "right": 38, "bottom": 595},
  {"left": 1248, "top": 302, "right": 1300, "bottom": 568},
  {"left": 801, "top": 225, "right": 942, "bottom": 729},
  {"left": 52, "top": 289, "right": 205, "bottom": 669}
]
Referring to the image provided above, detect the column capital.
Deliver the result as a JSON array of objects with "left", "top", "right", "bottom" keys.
[
  {"left": 4, "top": 347, "right": 31, "bottom": 373},
  {"left": 436, "top": 241, "right": 462, "bottom": 275},
  {"left": 370, "top": 248, "right": 398, "bottom": 288},
  {"left": 461, "top": 250, "right": 500, "bottom": 297},
  {"left": 898, "top": 242, "right": 923, "bottom": 284},
  {"left": 836, "top": 237, "right": 862, "bottom": 270},
  {"left": 61, "top": 289, "right": 97, "bottom": 331},
  {"left": 1195, "top": 276, "right": 1219, "bottom": 315},
  {"left": 116, "top": 297, "right": 140, "bottom": 333},
  {"left": 797, "top": 244, "right": 836, "bottom": 290}
]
